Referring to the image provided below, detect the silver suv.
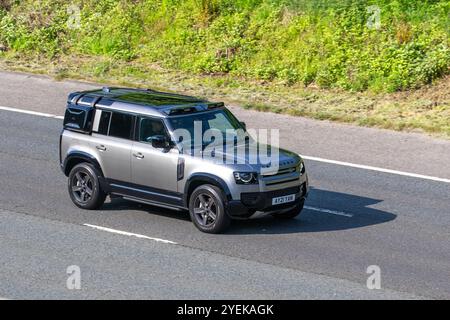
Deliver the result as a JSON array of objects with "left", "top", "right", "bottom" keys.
[{"left": 60, "top": 87, "right": 308, "bottom": 233}]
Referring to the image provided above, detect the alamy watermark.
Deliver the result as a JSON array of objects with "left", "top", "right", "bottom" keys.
[
  {"left": 171, "top": 125, "right": 281, "bottom": 175},
  {"left": 366, "top": 265, "right": 381, "bottom": 290},
  {"left": 366, "top": 5, "right": 381, "bottom": 30},
  {"left": 67, "top": 4, "right": 81, "bottom": 30},
  {"left": 66, "top": 265, "right": 81, "bottom": 290}
]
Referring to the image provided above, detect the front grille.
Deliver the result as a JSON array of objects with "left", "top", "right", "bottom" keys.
[
  {"left": 241, "top": 193, "right": 260, "bottom": 206},
  {"left": 262, "top": 165, "right": 297, "bottom": 177},
  {"left": 265, "top": 177, "right": 299, "bottom": 186},
  {"left": 270, "top": 186, "right": 300, "bottom": 197}
]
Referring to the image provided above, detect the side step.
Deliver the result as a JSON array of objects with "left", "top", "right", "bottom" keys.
[{"left": 117, "top": 194, "right": 186, "bottom": 211}]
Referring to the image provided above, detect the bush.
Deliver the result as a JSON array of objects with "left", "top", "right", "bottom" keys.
[{"left": 0, "top": 0, "right": 448, "bottom": 92}]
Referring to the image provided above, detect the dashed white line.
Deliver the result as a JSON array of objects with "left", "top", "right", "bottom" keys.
[
  {"left": 83, "top": 224, "right": 178, "bottom": 245},
  {"left": 1, "top": 105, "right": 449, "bottom": 184},
  {"left": 301, "top": 155, "right": 450, "bottom": 184},
  {"left": 304, "top": 206, "right": 354, "bottom": 218}
]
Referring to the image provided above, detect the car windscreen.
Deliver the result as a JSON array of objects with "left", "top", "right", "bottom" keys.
[{"left": 167, "top": 109, "right": 243, "bottom": 145}]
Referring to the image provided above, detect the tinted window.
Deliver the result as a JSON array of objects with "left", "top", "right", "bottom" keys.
[
  {"left": 139, "top": 118, "right": 167, "bottom": 143},
  {"left": 97, "top": 111, "right": 111, "bottom": 135},
  {"left": 108, "top": 112, "right": 134, "bottom": 140},
  {"left": 168, "top": 109, "right": 242, "bottom": 143},
  {"left": 63, "top": 106, "right": 92, "bottom": 131}
]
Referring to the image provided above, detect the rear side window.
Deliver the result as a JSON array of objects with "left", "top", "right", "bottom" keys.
[
  {"left": 108, "top": 112, "right": 134, "bottom": 140},
  {"left": 97, "top": 111, "right": 111, "bottom": 135},
  {"left": 63, "top": 105, "right": 94, "bottom": 133}
]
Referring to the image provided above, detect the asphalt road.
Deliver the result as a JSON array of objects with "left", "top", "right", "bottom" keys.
[{"left": 0, "top": 71, "right": 449, "bottom": 299}]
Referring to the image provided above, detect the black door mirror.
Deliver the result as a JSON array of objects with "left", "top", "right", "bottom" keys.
[
  {"left": 240, "top": 121, "right": 247, "bottom": 130},
  {"left": 151, "top": 135, "right": 170, "bottom": 149}
]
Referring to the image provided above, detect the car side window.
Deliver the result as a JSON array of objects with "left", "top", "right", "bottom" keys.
[
  {"left": 96, "top": 110, "right": 111, "bottom": 135},
  {"left": 108, "top": 112, "right": 134, "bottom": 140},
  {"left": 139, "top": 118, "right": 168, "bottom": 143}
]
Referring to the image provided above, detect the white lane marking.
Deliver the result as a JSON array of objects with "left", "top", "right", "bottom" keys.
[
  {"left": 1, "top": 105, "right": 449, "bottom": 184},
  {"left": 302, "top": 155, "right": 450, "bottom": 184},
  {"left": 0, "top": 105, "right": 64, "bottom": 119},
  {"left": 83, "top": 224, "right": 178, "bottom": 245},
  {"left": 304, "top": 206, "right": 353, "bottom": 218}
]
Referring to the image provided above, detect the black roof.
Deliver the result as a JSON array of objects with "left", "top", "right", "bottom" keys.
[
  {"left": 68, "top": 87, "right": 224, "bottom": 116},
  {"left": 74, "top": 87, "right": 206, "bottom": 106}
]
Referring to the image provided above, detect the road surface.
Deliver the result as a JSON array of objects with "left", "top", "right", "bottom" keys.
[{"left": 0, "top": 71, "right": 449, "bottom": 299}]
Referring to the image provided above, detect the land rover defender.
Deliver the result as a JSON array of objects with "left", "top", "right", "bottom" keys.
[{"left": 60, "top": 87, "right": 308, "bottom": 233}]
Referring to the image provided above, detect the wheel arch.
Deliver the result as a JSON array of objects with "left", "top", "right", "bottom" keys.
[
  {"left": 63, "top": 151, "right": 104, "bottom": 177},
  {"left": 183, "top": 173, "right": 232, "bottom": 207}
]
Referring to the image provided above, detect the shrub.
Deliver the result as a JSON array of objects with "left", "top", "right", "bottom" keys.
[{"left": 0, "top": 0, "right": 448, "bottom": 92}]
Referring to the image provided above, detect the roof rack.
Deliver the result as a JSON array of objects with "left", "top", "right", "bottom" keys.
[
  {"left": 67, "top": 87, "right": 224, "bottom": 116},
  {"left": 163, "top": 102, "right": 225, "bottom": 115},
  {"left": 101, "top": 86, "right": 160, "bottom": 94}
]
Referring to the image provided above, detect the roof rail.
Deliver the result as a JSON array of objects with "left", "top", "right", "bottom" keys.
[{"left": 163, "top": 102, "right": 225, "bottom": 115}]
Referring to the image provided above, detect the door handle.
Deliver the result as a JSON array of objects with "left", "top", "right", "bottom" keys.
[
  {"left": 133, "top": 152, "right": 144, "bottom": 159},
  {"left": 96, "top": 145, "right": 107, "bottom": 151}
]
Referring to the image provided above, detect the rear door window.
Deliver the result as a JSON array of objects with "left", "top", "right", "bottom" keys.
[
  {"left": 108, "top": 112, "right": 134, "bottom": 140},
  {"left": 95, "top": 110, "right": 112, "bottom": 135}
]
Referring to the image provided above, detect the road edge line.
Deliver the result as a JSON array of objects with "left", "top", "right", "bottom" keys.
[{"left": 1, "top": 105, "right": 449, "bottom": 184}]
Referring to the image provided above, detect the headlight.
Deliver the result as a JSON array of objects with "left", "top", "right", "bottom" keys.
[
  {"left": 298, "top": 160, "right": 305, "bottom": 175},
  {"left": 233, "top": 172, "right": 258, "bottom": 184}
]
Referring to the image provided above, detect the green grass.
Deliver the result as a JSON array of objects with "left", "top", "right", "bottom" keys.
[
  {"left": 0, "top": 0, "right": 449, "bottom": 92},
  {"left": 0, "top": 53, "right": 448, "bottom": 138},
  {"left": 0, "top": 0, "right": 449, "bottom": 138}
]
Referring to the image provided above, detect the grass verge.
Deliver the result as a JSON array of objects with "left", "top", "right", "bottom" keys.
[{"left": 0, "top": 52, "right": 449, "bottom": 139}]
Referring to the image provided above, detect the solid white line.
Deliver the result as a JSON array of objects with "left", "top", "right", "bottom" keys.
[
  {"left": 83, "top": 224, "right": 178, "bottom": 244},
  {"left": 1, "top": 105, "right": 449, "bottom": 184},
  {"left": 302, "top": 155, "right": 450, "bottom": 184},
  {"left": 0, "top": 105, "right": 64, "bottom": 119},
  {"left": 304, "top": 206, "right": 353, "bottom": 218}
]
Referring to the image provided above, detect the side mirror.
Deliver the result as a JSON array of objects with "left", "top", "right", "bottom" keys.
[
  {"left": 151, "top": 135, "right": 171, "bottom": 149},
  {"left": 240, "top": 121, "right": 247, "bottom": 130}
]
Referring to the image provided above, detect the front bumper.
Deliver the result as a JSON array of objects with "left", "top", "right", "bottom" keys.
[{"left": 227, "top": 182, "right": 308, "bottom": 219}]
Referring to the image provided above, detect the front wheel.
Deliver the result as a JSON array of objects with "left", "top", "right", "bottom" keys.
[
  {"left": 271, "top": 198, "right": 305, "bottom": 219},
  {"left": 189, "top": 184, "right": 230, "bottom": 234},
  {"left": 68, "top": 163, "right": 106, "bottom": 210}
]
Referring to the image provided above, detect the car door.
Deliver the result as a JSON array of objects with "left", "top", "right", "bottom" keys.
[
  {"left": 90, "top": 109, "right": 134, "bottom": 182},
  {"left": 131, "top": 116, "right": 181, "bottom": 205}
]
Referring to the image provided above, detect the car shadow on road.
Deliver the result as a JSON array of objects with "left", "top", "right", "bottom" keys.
[
  {"left": 101, "top": 197, "right": 192, "bottom": 222},
  {"left": 100, "top": 187, "right": 396, "bottom": 235},
  {"left": 226, "top": 187, "right": 397, "bottom": 235}
]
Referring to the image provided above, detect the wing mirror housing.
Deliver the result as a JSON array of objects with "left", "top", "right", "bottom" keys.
[{"left": 151, "top": 135, "right": 171, "bottom": 149}]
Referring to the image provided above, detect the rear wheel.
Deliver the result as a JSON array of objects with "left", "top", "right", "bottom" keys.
[
  {"left": 68, "top": 163, "right": 106, "bottom": 210},
  {"left": 189, "top": 184, "right": 230, "bottom": 234},
  {"left": 271, "top": 199, "right": 305, "bottom": 219}
]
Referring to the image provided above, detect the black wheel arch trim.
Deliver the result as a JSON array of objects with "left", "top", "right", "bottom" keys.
[
  {"left": 63, "top": 151, "right": 103, "bottom": 176},
  {"left": 63, "top": 151, "right": 110, "bottom": 193},
  {"left": 183, "top": 173, "right": 232, "bottom": 207}
]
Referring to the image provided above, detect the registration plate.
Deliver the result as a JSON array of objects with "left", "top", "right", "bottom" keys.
[{"left": 272, "top": 194, "right": 296, "bottom": 206}]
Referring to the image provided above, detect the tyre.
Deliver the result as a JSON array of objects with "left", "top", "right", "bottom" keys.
[
  {"left": 68, "top": 163, "right": 106, "bottom": 210},
  {"left": 189, "top": 184, "right": 230, "bottom": 234},
  {"left": 271, "top": 198, "right": 305, "bottom": 219}
]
